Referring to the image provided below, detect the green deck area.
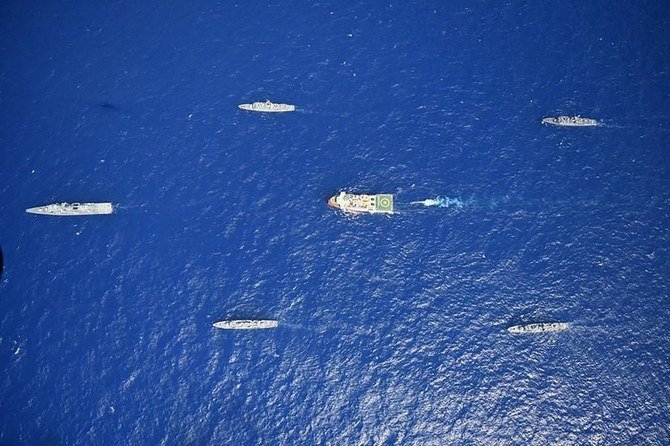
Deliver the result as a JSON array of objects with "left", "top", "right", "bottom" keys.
[{"left": 375, "top": 194, "right": 394, "bottom": 212}]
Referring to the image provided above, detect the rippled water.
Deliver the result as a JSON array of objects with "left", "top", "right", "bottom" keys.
[{"left": 1, "top": 1, "right": 669, "bottom": 444}]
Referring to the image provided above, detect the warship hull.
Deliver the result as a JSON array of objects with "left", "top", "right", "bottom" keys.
[
  {"left": 508, "top": 322, "right": 569, "bottom": 334},
  {"left": 213, "top": 320, "right": 278, "bottom": 330},
  {"left": 238, "top": 101, "right": 295, "bottom": 113},
  {"left": 26, "top": 202, "right": 113, "bottom": 216},
  {"left": 542, "top": 116, "right": 598, "bottom": 127}
]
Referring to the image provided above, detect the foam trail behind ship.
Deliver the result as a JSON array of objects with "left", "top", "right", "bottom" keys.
[
  {"left": 392, "top": 196, "right": 471, "bottom": 214},
  {"left": 409, "top": 196, "right": 466, "bottom": 208}
]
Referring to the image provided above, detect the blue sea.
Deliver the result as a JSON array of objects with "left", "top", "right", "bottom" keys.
[{"left": 1, "top": 1, "right": 669, "bottom": 444}]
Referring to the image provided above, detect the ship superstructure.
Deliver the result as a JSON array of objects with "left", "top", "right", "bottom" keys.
[{"left": 328, "top": 192, "right": 394, "bottom": 214}]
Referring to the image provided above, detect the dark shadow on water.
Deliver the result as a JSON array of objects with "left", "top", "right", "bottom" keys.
[
  {"left": 96, "top": 101, "right": 119, "bottom": 110},
  {"left": 321, "top": 190, "right": 339, "bottom": 201},
  {"left": 89, "top": 101, "right": 132, "bottom": 118},
  {"left": 0, "top": 431, "right": 63, "bottom": 446},
  {"left": 35, "top": 433, "right": 64, "bottom": 446},
  {"left": 296, "top": 108, "right": 351, "bottom": 118}
]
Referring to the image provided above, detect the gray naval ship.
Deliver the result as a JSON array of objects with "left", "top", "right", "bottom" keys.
[
  {"left": 26, "top": 202, "right": 113, "bottom": 216},
  {"left": 541, "top": 115, "right": 598, "bottom": 127},
  {"left": 508, "top": 322, "right": 569, "bottom": 334},
  {"left": 238, "top": 100, "right": 295, "bottom": 113},
  {"left": 213, "top": 319, "right": 278, "bottom": 330}
]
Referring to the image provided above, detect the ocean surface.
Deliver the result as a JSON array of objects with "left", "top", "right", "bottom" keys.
[{"left": 1, "top": 1, "right": 669, "bottom": 444}]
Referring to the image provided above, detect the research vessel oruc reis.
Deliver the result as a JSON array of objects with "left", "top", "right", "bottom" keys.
[
  {"left": 26, "top": 202, "right": 113, "bottom": 216},
  {"left": 328, "top": 192, "right": 394, "bottom": 214},
  {"left": 507, "top": 322, "right": 569, "bottom": 334},
  {"left": 212, "top": 320, "right": 278, "bottom": 330},
  {"left": 238, "top": 100, "right": 295, "bottom": 113}
]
